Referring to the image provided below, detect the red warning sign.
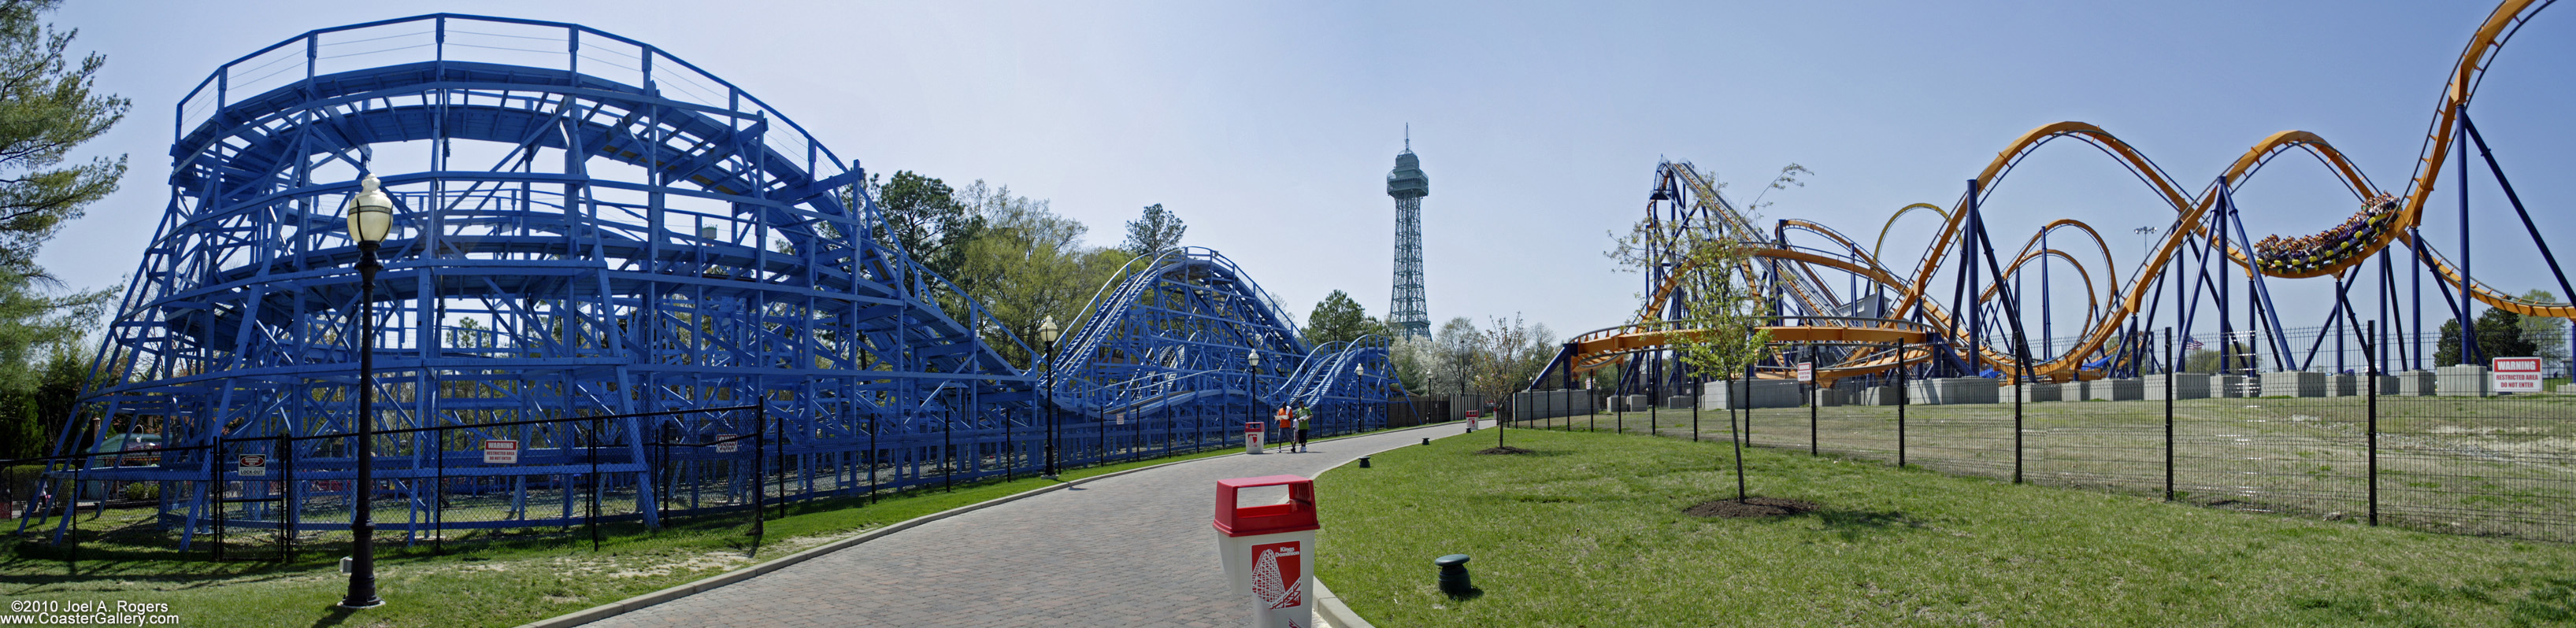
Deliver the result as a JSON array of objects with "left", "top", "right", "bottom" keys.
[
  {"left": 2493, "top": 356, "right": 2544, "bottom": 393},
  {"left": 1250, "top": 540, "right": 1305, "bottom": 611},
  {"left": 483, "top": 439, "right": 520, "bottom": 464}
]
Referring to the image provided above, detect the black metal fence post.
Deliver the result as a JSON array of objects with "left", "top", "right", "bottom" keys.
[
  {"left": 590, "top": 415, "right": 602, "bottom": 552},
  {"left": 2013, "top": 333, "right": 2026, "bottom": 485},
  {"left": 1740, "top": 370, "right": 1752, "bottom": 451},
  {"left": 1896, "top": 338, "right": 1908, "bottom": 468},
  {"left": 2163, "top": 327, "right": 2175, "bottom": 502},
  {"left": 210, "top": 436, "right": 223, "bottom": 561},
  {"left": 866, "top": 408, "right": 878, "bottom": 505},
  {"left": 752, "top": 407, "right": 766, "bottom": 543},
  {"left": 281, "top": 433, "right": 295, "bottom": 560},
  {"left": 2366, "top": 320, "right": 2379, "bottom": 526},
  {"left": 942, "top": 398, "right": 954, "bottom": 493},
  {"left": 434, "top": 425, "right": 444, "bottom": 555},
  {"left": 775, "top": 412, "right": 788, "bottom": 520}
]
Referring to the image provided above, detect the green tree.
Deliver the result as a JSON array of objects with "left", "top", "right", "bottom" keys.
[
  {"left": 1604, "top": 163, "right": 1799, "bottom": 497},
  {"left": 1121, "top": 203, "right": 1185, "bottom": 257},
  {"left": 1303, "top": 290, "right": 1381, "bottom": 347},
  {"left": 948, "top": 181, "right": 1135, "bottom": 368},
  {"left": 1432, "top": 316, "right": 1481, "bottom": 397},
  {"left": 1475, "top": 313, "right": 1555, "bottom": 398},
  {"left": 872, "top": 170, "right": 981, "bottom": 282},
  {"left": 2183, "top": 342, "right": 2262, "bottom": 374},
  {"left": 1607, "top": 164, "right": 1788, "bottom": 384},
  {"left": 2435, "top": 305, "right": 2541, "bottom": 367},
  {"left": 0, "top": 0, "right": 121, "bottom": 457},
  {"left": 0, "top": 0, "right": 122, "bottom": 278},
  {"left": 2518, "top": 289, "right": 2567, "bottom": 364},
  {"left": 0, "top": 345, "right": 87, "bottom": 458},
  {"left": 1387, "top": 334, "right": 1429, "bottom": 394}
]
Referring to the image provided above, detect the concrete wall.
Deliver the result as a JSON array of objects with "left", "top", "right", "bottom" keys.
[
  {"left": 2144, "top": 373, "right": 2211, "bottom": 400},
  {"left": 2436, "top": 365, "right": 2489, "bottom": 397},
  {"left": 2393, "top": 371, "right": 2436, "bottom": 396},
  {"left": 1904, "top": 377, "right": 2000, "bottom": 405},
  {"left": 1702, "top": 379, "right": 1804, "bottom": 409},
  {"left": 2325, "top": 374, "right": 2358, "bottom": 397},
  {"left": 2009, "top": 382, "right": 2061, "bottom": 402},
  {"left": 2087, "top": 379, "right": 2144, "bottom": 401},
  {"left": 2215, "top": 375, "right": 2252, "bottom": 398},
  {"left": 2260, "top": 371, "right": 2324, "bottom": 397}
]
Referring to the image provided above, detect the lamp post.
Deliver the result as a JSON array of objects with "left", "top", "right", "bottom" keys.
[
  {"left": 1246, "top": 349, "right": 1263, "bottom": 448},
  {"left": 1039, "top": 316, "right": 1061, "bottom": 478},
  {"left": 1354, "top": 364, "right": 1367, "bottom": 433},
  {"left": 340, "top": 174, "right": 393, "bottom": 610}
]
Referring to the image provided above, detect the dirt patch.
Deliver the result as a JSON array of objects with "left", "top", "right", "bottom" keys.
[
  {"left": 1685, "top": 497, "right": 1821, "bottom": 519},
  {"left": 1477, "top": 445, "right": 1536, "bottom": 455}
]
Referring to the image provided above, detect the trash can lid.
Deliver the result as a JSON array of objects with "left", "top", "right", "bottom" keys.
[
  {"left": 1434, "top": 554, "right": 1471, "bottom": 567},
  {"left": 1213, "top": 475, "right": 1318, "bottom": 537}
]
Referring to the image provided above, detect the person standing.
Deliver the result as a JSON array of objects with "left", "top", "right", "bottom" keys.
[
  {"left": 1273, "top": 407, "right": 1293, "bottom": 453},
  {"left": 1292, "top": 405, "right": 1312, "bottom": 453}
]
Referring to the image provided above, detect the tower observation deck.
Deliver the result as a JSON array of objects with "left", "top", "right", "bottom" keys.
[{"left": 1387, "top": 139, "right": 1431, "bottom": 340}]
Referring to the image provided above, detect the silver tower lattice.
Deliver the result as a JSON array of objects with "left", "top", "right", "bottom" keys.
[{"left": 1386, "top": 136, "right": 1431, "bottom": 339}]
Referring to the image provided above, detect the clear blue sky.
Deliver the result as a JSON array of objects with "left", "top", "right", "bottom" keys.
[{"left": 43, "top": 1, "right": 2576, "bottom": 346}]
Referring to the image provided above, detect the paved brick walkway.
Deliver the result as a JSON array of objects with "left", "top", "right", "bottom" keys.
[{"left": 585, "top": 420, "right": 1489, "bottom": 628}]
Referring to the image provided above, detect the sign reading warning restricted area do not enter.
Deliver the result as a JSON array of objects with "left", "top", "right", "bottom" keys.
[
  {"left": 2493, "top": 356, "right": 2543, "bottom": 393},
  {"left": 483, "top": 439, "right": 520, "bottom": 464}
]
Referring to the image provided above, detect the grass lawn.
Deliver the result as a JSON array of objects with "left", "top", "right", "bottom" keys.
[
  {"left": 1562, "top": 394, "right": 2576, "bottom": 541},
  {"left": 0, "top": 445, "right": 1251, "bottom": 628},
  {"left": 1316, "top": 427, "right": 2576, "bottom": 627}
]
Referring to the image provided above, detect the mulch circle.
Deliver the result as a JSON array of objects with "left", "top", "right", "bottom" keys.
[
  {"left": 1476, "top": 445, "right": 1536, "bottom": 455},
  {"left": 1684, "top": 497, "right": 1822, "bottom": 519}
]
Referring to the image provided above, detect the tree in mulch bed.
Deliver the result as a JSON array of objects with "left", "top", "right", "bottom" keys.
[{"left": 1604, "top": 168, "right": 1788, "bottom": 502}]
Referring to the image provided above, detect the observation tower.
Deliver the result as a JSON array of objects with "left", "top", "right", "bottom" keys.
[{"left": 1386, "top": 135, "right": 1430, "bottom": 340}]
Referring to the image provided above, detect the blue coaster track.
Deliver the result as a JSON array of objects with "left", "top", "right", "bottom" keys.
[
  {"left": 28, "top": 15, "right": 1403, "bottom": 545},
  {"left": 1043, "top": 248, "right": 1405, "bottom": 445}
]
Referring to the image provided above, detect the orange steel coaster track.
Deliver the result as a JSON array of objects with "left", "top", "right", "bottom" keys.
[{"left": 1536, "top": 0, "right": 2570, "bottom": 393}]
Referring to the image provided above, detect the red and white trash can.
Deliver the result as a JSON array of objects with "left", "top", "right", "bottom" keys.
[
  {"left": 1214, "top": 475, "right": 1319, "bottom": 628},
  {"left": 1244, "top": 422, "right": 1267, "bottom": 454}
]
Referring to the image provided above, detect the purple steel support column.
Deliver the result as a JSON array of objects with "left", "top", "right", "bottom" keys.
[
  {"left": 2411, "top": 231, "right": 2424, "bottom": 371},
  {"left": 2458, "top": 113, "right": 2477, "bottom": 366},
  {"left": 2464, "top": 115, "right": 2576, "bottom": 362}
]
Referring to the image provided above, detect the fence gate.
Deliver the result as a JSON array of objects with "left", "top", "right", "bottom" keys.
[{"left": 211, "top": 436, "right": 291, "bottom": 562}]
